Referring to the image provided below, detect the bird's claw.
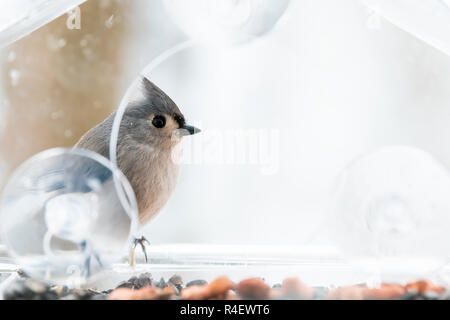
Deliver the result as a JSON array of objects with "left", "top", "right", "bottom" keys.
[
  {"left": 80, "top": 240, "right": 102, "bottom": 278},
  {"left": 129, "top": 236, "right": 151, "bottom": 267}
]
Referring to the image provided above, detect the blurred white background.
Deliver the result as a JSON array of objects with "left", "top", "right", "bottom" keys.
[{"left": 1, "top": 0, "right": 450, "bottom": 248}]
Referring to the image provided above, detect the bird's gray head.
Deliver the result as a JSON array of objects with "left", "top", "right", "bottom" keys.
[{"left": 121, "top": 77, "right": 200, "bottom": 150}]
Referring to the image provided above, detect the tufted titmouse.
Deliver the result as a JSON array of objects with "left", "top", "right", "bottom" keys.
[{"left": 75, "top": 77, "right": 200, "bottom": 263}]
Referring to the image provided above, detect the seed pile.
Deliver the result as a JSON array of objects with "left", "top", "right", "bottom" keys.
[
  {"left": 2, "top": 278, "right": 108, "bottom": 300},
  {"left": 2, "top": 273, "right": 449, "bottom": 300},
  {"left": 109, "top": 276, "right": 449, "bottom": 300}
]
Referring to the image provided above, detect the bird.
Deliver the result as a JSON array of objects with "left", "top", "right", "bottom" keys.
[{"left": 74, "top": 76, "right": 201, "bottom": 265}]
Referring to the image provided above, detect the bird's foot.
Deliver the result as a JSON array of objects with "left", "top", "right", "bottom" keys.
[
  {"left": 129, "top": 236, "right": 151, "bottom": 267},
  {"left": 80, "top": 240, "right": 103, "bottom": 278}
]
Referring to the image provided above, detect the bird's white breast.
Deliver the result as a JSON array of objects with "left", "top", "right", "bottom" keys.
[{"left": 124, "top": 145, "right": 180, "bottom": 226}]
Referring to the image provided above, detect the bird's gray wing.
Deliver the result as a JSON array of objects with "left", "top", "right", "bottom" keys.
[{"left": 33, "top": 114, "right": 116, "bottom": 195}]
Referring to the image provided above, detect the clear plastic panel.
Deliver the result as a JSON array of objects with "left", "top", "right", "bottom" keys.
[
  {"left": 1, "top": 0, "right": 450, "bottom": 292},
  {"left": 0, "top": 0, "right": 86, "bottom": 48},
  {"left": 364, "top": 0, "right": 450, "bottom": 56}
]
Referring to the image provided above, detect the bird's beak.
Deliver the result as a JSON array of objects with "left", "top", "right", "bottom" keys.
[{"left": 175, "top": 124, "right": 201, "bottom": 136}]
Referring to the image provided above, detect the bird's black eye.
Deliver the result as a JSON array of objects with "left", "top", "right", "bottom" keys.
[{"left": 152, "top": 115, "right": 166, "bottom": 128}]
